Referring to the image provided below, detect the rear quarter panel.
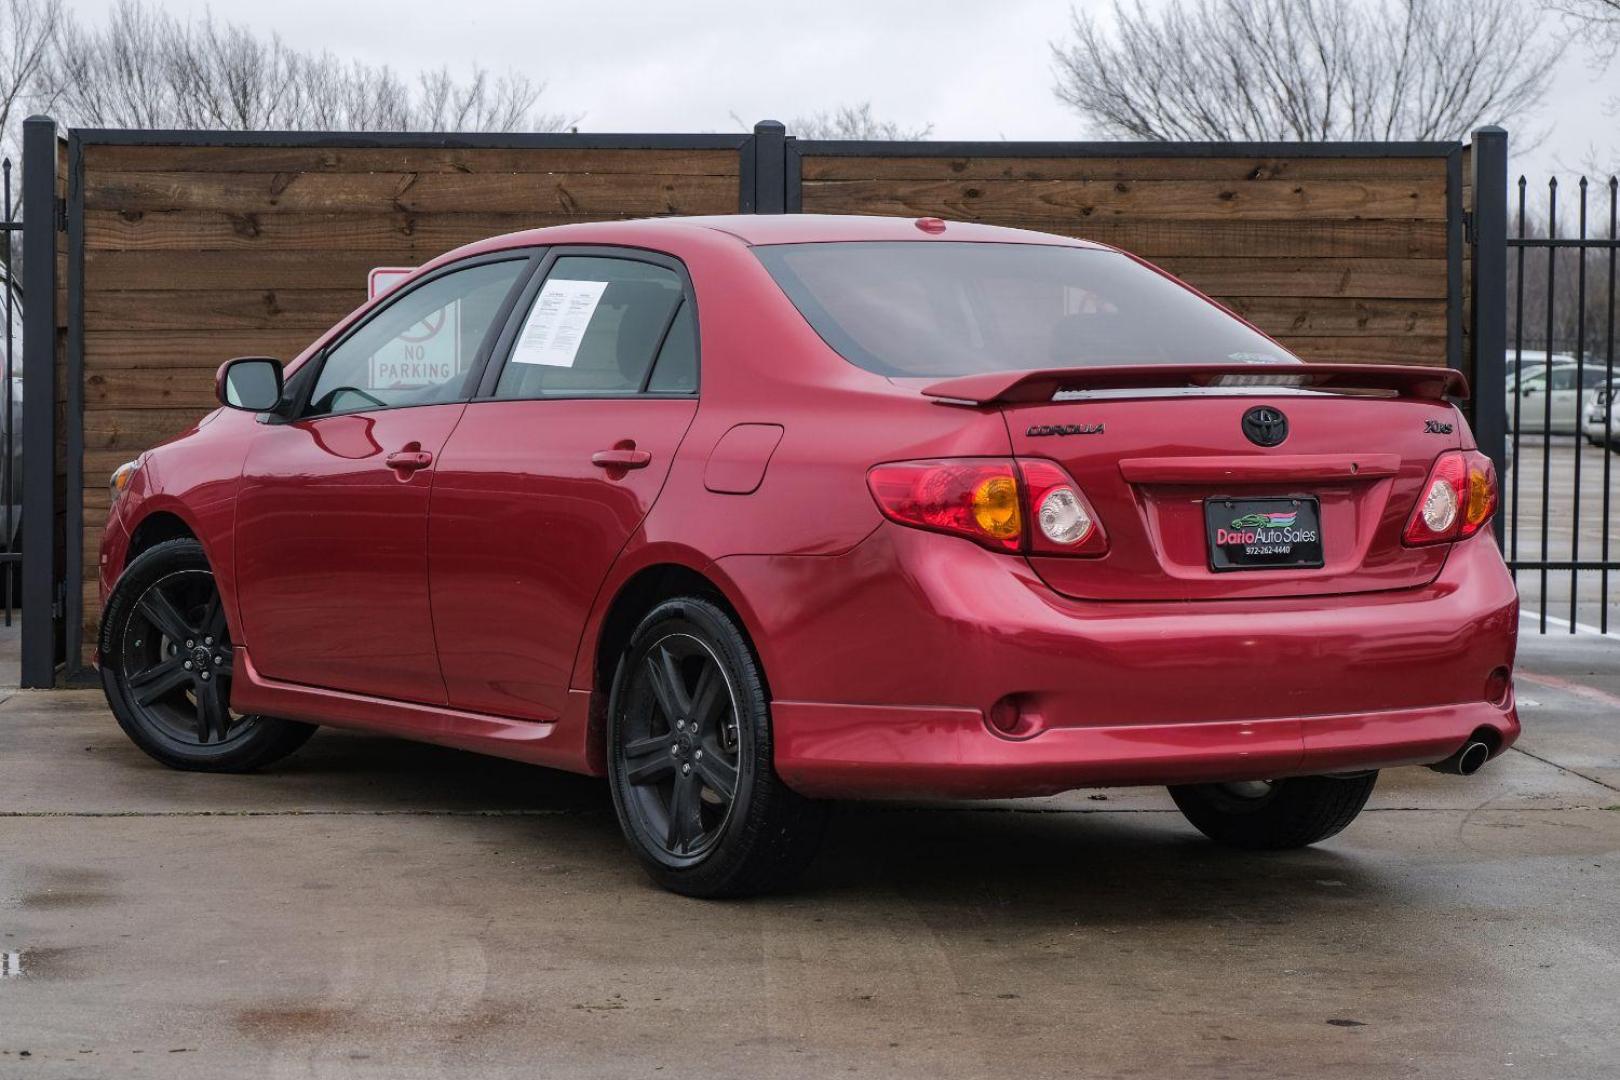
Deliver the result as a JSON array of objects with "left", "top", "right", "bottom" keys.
[{"left": 572, "top": 235, "right": 1018, "bottom": 689}]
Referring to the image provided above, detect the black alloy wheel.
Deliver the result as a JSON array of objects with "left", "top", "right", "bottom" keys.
[
  {"left": 618, "top": 631, "right": 742, "bottom": 860},
  {"left": 607, "top": 596, "right": 827, "bottom": 897},
  {"left": 121, "top": 567, "right": 236, "bottom": 744},
  {"left": 101, "top": 538, "right": 315, "bottom": 772}
]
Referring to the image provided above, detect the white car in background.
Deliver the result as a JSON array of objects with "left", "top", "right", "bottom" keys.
[
  {"left": 1508, "top": 359, "right": 1614, "bottom": 435},
  {"left": 1584, "top": 379, "right": 1620, "bottom": 449}
]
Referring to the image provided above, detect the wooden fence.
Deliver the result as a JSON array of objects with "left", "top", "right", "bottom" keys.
[
  {"left": 791, "top": 143, "right": 1459, "bottom": 367},
  {"left": 29, "top": 123, "right": 1479, "bottom": 677}
]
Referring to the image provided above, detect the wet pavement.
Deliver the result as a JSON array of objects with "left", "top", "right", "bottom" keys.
[{"left": 2, "top": 633, "right": 1617, "bottom": 1079}]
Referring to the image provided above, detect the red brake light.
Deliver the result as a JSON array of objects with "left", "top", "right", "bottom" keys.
[
  {"left": 1404, "top": 450, "right": 1497, "bottom": 546},
  {"left": 866, "top": 458, "right": 1106, "bottom": 556},
  {"left": 867, "top": 459, "right": 1023, "bottom": 552}
]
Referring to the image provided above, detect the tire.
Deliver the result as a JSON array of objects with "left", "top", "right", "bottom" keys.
[
  {"left": 605, "top": 595, "right": 828, "bottom": 897},
  {"left": 1168, "top": 773, "right": 1378, "bottom": 850},
  {"left": 100, "top": 537, "right": 316, "bottom": 773}
]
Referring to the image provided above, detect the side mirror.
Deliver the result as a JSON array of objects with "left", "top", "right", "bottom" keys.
[{"left": 216, "top": 357, "right": 284, "bottom": 411}]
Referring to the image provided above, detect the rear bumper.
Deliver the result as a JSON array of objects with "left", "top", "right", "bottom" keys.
[
  {"left": 771, "top": 698, "right": 1518, "bottom": 799},
  {"left": 718, "top": 523, "right": 1519, "bottom": 800}
]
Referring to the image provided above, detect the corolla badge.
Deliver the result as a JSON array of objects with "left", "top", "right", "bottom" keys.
[
  {"left": 1241, "top": 406, "right": 1289, "bottom": 447},
  {"left": 1026, "top": 423, "right": 1104, "bottom": 437}
]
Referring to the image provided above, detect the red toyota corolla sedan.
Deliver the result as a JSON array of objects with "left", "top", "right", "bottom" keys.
[{"left": 97, "top": 214, "right": 1519, "bottom": 896}]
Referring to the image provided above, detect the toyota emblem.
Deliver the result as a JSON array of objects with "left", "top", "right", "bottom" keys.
[{"left": 1241, "top": 406, "right": 1289, "bottom": 447}]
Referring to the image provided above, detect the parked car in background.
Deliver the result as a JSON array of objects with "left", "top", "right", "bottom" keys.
[
  {"left": 95, "top": 215, "right": 1518, "bottom": 896},
  {"left": 1509, "top": 360, "right": 1614, "bottom": 435},
  {"left": 1505, "top": 350, "right": 1573, "bottom": 384},
  {"left": 1585, "top": 380, "right": 1620, "bottom": 449}
]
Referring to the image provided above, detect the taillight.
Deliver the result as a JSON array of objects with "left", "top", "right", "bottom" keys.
[
  {"left": 1017, "top": 458, "right": 1108, "bottom": 555},
  {"left": 1404, "top": 450, "right": 1497, "bottom": 546},
  {"left": 867, "top": 459, "right": 1022, "bottom": 551},
  {"left": 866, "top": 458, "right": 1105, "bottom": 556}
]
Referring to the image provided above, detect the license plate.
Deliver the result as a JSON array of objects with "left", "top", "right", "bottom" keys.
[{"left": 1205, "top": 497, "right": 1324, "bottom": 572}]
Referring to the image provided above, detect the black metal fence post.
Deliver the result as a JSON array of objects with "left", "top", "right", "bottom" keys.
[
  {"left": 20, "top": 116, "right": 58, "bottom": 687},
  {"left": 751, "top": 120, "right": 787, "bottom": 214},
  {"left": 1469, "top": 127, "right": 1509, "bottom": 546}
]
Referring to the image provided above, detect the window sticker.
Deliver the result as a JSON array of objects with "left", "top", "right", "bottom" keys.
[{"left": 510, "top": 279, "right": 609, "bottom": 368}]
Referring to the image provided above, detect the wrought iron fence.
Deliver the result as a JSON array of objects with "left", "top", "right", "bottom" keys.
[
  {"left": 0, "top": 158, "right": 20, "bottom": 627},
  {"left": 1505, "top": 174, "right": 1620, "bottom": 633}
]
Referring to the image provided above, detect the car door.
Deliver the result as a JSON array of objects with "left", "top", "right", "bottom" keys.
[
  {"left": 1546, "top": 366, "right": 1582, "bottom": 433},
  {"left": 428, "top": 249, "right": 701, "bottom": 721},
  {"left": 235, "top": 254, "right": 534, "bottom": 703},
  {"left": 1515, "top": 369, "right": 1551, "bottom": 433}
]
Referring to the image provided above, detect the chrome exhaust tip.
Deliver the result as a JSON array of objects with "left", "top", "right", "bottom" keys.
[{"left": 1428, "top": 740, "right": 1492, "bottom": 776}]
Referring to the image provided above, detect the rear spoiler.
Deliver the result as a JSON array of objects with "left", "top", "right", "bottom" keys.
[{"left": 920, "top": 363, "right": 1469, "bottom": 406}]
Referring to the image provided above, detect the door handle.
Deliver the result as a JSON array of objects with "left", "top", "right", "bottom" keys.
[
  {"left": 592, "top": 448, "right": 652, "bottom": 470},
  {"left": 385, "top": 450, "right": 434, "bottom": 472}
]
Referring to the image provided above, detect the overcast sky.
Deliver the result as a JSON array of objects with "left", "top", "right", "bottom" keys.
[{"left": 77, "top": 0, "right": 1620, "bottom": 183}]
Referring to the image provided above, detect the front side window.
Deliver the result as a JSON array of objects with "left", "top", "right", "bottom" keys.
[
  {"left": 754, "top": 241, "right": 1299, "bottom": 378},
  {"left": 306, "top": 260, "right": 526, "bottom": 417},
  {"left": 495, "top": 256, "right": 689, "bottom": 398}
]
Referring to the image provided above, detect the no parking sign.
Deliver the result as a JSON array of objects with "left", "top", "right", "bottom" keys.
[{"left": 365, "top": 267, "right": 461, "bottom": 389}]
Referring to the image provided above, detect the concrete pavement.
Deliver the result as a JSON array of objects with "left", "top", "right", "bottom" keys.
[{"left": 1, "top": 633, "right": 1617, "bottom": 1079}]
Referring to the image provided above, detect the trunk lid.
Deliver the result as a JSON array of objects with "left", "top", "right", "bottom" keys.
[{"left": 923, "top": 364, "right": 1466, "bottom": 601}]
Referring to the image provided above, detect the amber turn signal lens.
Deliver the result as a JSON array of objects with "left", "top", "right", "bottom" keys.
[
  {"left": 110, "top": 459, "right": 138, "bottom": 502},
  {"left": 971, "top": 475, "right": 1021, "bottom": 540},
  {"left": 1464, "top": 460, "right": 1497, "bottom": 531}
]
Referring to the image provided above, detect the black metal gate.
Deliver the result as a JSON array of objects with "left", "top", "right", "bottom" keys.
[
  {"left": 0, "top": 156, "right": 20, "bottom": 627},
  {"left": 1496, "top": 164, "right": 1620, "bottom": 633}
]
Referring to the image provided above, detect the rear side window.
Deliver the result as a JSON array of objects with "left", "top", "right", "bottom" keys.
[
  {"left": 647, "top": 301, "right": 698, "bottom": 393},
  {"left": 753, "top": 241, "right": 1298, "bottom": 378},
  {"left": 495, "top": 256, "right": 689, "bottom": 398}
]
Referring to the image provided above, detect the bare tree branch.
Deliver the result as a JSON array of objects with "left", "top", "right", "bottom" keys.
[
  {"left": 1547, "top": 0, "right": 1620, "bottom": 61},
  {"left": 43, "top": 0, "right": 571, "bottom": 134},
  {"left": 1052, "top": 0, "right": 1562, "bottom": 141},
  {"left": 789, "top": 102, "right": 933, "bottom": 140}
]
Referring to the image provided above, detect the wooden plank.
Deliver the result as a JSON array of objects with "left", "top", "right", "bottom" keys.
[
  {"left": 799, "top": 178, "right": 1449, "bottom": 221},
  {"left": 86, "top": 289, "right": 363, "bottom": 332},
  {"left": 1156, "top": 257, "right": 1449, "bottom": 299},
  {"left": 800, "top": 154, "right": 1449, "bottom": 183},
  {"left": 87, "top": 449, "right": 156, "bottom": 481},
  {"left": 1217, "top": 297, "right": 1448, "bottom": 336},
  {"left": 84, "top": 210, "right": 1449, "bottom": 260},
  {"left": 83, "top": 409, "right": 207, "bottom": 453},
  {"left": 85, "top": 210, "right": 601, "bottom": 254},
  {"left": 83, "top": 210, "right": 632, "bottom": 255},
  {"left": 86, "top": 330, "right": 321, "bottom": 368},
  {"left": 86, "top": 367, "right": 224, "bottom": 409},
  {"left": 85, "top": 145, "right": 740, "bottom": 176},
  {"left": 86, "top": 170, "right": 738, "bottom": 215},
  {"left": 1271, "top": 334, "right": 1447, "bottom": 365},
  {"left": 86, "top": 249, "right": 427, "bottom": 291},
  {"left": 853, "top": 217, "right": 1448, "bottom": 259}
]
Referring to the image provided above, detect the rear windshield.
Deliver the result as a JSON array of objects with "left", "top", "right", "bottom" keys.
[{"left": 754, "top": 241, "right": 1298, "bottom": 377}]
